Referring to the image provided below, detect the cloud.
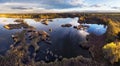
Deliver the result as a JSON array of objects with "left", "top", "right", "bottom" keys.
[
  {"left": 0, "top": 2, "right": 38, "bottom": 12},
  {"left": 0, "top": 2, "right": 60, "bottom": 13},
  {"left": 2, "top": 2, "right": 38, "bottom": 8},
  {"left": 90, "top": 4, "right": 106, "bottom": 8},
  {"left": 112, "top": 7, "right": 120, "bottom": 10},
  {"left": 11, "top": 7, "right": 32, "bottom": 10},
  {"left": 0, "top": 0, "right": 120, "bottom": 13},
  {"left": 68, "top": 0, "right": 86, "bottom": 6},
  {"left": 35, "top": 0, "right": 77, "bottom": 9},
  {"left": 0, "top": 3, "right": 35, "bottom": 10}
]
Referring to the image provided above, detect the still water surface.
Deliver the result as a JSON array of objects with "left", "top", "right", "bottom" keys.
[{"left": 0, "top": 17, "right": 107, "bottom": 61}]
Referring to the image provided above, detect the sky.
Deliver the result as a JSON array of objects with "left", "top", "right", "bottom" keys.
[{"left": 0, "top": 0, "right": 120, "bottom": 13}]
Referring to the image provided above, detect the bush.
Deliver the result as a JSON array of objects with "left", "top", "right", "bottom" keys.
[{"left": 103, "top": 42, "right": 120, "bottom": 64}]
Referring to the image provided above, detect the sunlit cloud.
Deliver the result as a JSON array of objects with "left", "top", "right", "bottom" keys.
[{"left": 0, "top": 0, "right": 119, "bottom": 13}]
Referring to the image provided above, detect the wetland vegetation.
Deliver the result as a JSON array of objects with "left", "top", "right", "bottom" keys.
[{"left": 0, "top": 13, "right": 120, "bottom": 66}]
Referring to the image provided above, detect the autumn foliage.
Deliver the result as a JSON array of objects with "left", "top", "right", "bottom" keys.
[{"left": 103, "top": 42, "right": 120, "bottom": 64}]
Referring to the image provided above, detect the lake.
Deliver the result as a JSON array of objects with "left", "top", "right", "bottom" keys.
[{"left": 0, "top": 17, "right": 107, "bottom": 62}]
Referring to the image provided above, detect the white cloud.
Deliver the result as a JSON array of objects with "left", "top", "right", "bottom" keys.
[
  {"left": 0, "top": 2, "right": 39, "bottom": 13},
  {"left": 68, "top": 0, "right": 85, "bottom": 6},
  {"left": 0, "top": 2, "right": 38, "bottom": 8},
  {"left": 0, "top": 0, "right": 120, "bottom": 13}
]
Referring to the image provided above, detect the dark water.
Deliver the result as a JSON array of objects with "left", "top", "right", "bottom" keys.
[{"left": 0, "top": 17, "right": 107, "bottom": 61}]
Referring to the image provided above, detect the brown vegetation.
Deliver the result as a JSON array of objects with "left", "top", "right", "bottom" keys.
[{"left": 0, "top": 13, "right": 120, "bottom": 66}]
